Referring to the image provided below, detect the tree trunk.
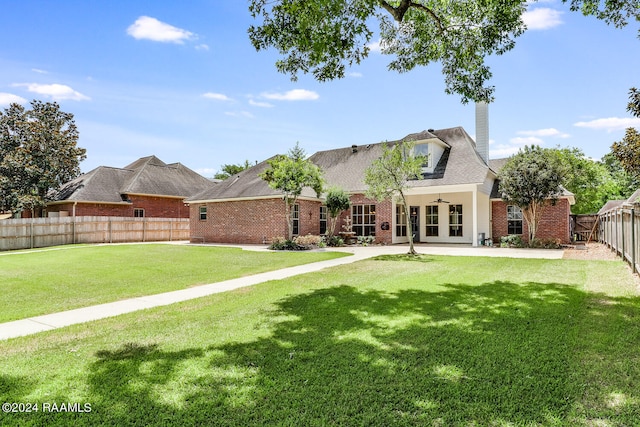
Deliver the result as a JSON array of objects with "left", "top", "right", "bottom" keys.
[
  {"left": 284, "top": 198, "right": 294, "bottom": 240},
  {"left": 523, "top": 201, "right": 544, "bottom": 243},
  {"left": 328, "top": 215, "right": 338, "bottom": 237},
  {"left": 401, "top": 194, "right": 417, "bottom": 255}
]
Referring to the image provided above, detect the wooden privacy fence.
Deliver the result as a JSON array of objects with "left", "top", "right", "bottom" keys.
[
  {"left": 0, "top": 216, "right": 190, "bottom": 251},
  {"left": 599, "top": 207, "right": 640, "bottom": 275},
  {"left": 570, "top": 214, "right": 599, "bottom": 242}
]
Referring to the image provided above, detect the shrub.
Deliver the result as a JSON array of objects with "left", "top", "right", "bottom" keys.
[
  {"left": 269, "top": 235, "right": 325, "bottom": 251},
  {"left": 269, "top": 237, "right": 301, "bottom": 251},
  {"left": 357, "top": 236, "right": 375, "bottom": 246},
  {"left": 500, "top": 235, "right": 525, "bottom": 248},
  {"left": 529, "top": 238, "right": 562, "bottom": 249},
  {"left": 323, "top": 235, "right": 344, "bottom": 247},
  {"left": 294, "top": 234, "right": 325, "bottom": 250}
]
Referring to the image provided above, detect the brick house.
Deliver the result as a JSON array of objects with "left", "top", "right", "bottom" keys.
[
  {"left": 187, "top": 121, "right": 575, "bottom": 247},
  {"left": 46, "top": 156, "right": 215, "bottom": 218}
]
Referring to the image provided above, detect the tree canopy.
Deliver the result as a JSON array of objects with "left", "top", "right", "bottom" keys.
[
  {"left": 611, "top": 88, "right": 640, "bottom": 180},
  {"left": 364, "top": 140, "right": 425, "bottom": 254},
  {"left": 601, "top": 152, "right": 640, "bottom": 199},
  {"left": 628, "top": 87, "right": 640, "bottom": 118},
  {"left": 551, "top": 147, "right": 617, "bottom": 214},
  {"left": 214, "top": 160, "right": 252, "bottom": 180},
  {"left": 612, "top": 127, "right": 640, "bottom": 181},
  {"left": 249, "top": 0, "right": 639, "bottom": 103},
  {"left": 325, "top": 186, "right": 351, "bottom": 237},
  {"left": 0, "top": 100, "right": 86, "bottom": 215},
  {"left": 260, "top": 143, "right": 324, "bottom": 240},
  {"left": 498, "top": 145, "right": 566, "bottom": 242}
]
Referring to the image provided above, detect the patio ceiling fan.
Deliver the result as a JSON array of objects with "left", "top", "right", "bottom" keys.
[{"left": 431, "top": 194, "right": 450, "bottom": 204}]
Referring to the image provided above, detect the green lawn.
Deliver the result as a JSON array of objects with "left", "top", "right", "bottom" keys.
[
  {"left": 1, "top": 255, "right": 639, "bottom": 426},
  {"left": 0, "top": 244, "right": 348, "bottom": 322}
]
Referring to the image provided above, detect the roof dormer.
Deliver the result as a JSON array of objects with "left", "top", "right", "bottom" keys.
[{"left": 411, "top": 136, "right": 449, "bottom": 174}]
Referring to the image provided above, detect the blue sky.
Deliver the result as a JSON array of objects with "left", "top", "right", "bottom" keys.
[{"left": 0, "top": 1, "right": 638, "bottom": 176}]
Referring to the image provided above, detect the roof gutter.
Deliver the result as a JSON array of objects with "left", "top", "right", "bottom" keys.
[
  {"left": 46, "top": 200, "right": 132, "bottom": 206},
  {"left": 186, "top": 195, "right": 324, "bottom": 204}
]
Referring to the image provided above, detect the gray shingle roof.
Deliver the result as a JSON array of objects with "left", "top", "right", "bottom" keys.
[
  {"left": 625, "top": 188, "right": 640, "bottom": 205},
  {"left": 188, "top": 156, "right": 321, "bottom": 202},
  {"left": 488, "top": 158, "right": 510, "bottom": 174},
  {"left": 50, "top": 155, "right": 215, "bottom": 202},
  {"left": 409, "top": 127, "right": 491, "bottom": 188},
  {"left": 598, "top": 200, "right": 626, "bottom": 214},
  {"left": 188, "top": 126, "right": 495, "bottom": 203}
]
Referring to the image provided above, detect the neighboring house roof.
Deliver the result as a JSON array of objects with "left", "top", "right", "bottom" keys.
[
  {"left": 488, "top": 158, "right": 510, "bottom": 174},
  {"left": 49, "top": 155, "right": 215, "bottom": 203},
  {"left": 625, "top": 188, "right": 640, "bottom": 206},
  {"left": 596, "top": 189, "right": 640, "bottom": 214},
  {"left": 188, "top": 126, "right": 496, "bottom": 203},
  {"left": 598, "top": 200, "right": 626, "bottom": 214}
]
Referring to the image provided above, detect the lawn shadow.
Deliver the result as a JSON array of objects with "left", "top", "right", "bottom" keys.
[{"left": 8, "top": 280, "right": 640, "bottom": 426}]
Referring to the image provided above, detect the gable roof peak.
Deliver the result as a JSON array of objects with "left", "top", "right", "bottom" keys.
[{"left": 123, "top": 155, "right": 168, "bottom": 170}]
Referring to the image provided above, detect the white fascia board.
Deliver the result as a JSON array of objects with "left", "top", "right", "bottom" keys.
[
  {"left": 185, "top": 195, "right": 324, "bottom": 205},
  {"left": 404, "top": 184, "right": 479, "bottom": 196},
  {"left": 125, "top": 193, "right": 185, "bottom": 200},
  {"left": 46, "top": 200, "right": 131, "bottom": 206}
]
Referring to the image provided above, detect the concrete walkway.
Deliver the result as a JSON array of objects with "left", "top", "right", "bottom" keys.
[{"left": 0, "top": 244, "right": 564, "bottom": 341}]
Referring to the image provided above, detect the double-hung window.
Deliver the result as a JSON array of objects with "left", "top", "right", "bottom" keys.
[
  {"left": 396, "top": 205, "right": 407, "bottom": 237},
  {"left": 414, "top": 143, "right": 432, "bottom": 172},
  {"left": 425, "top": 205, "right": 439, "bottom": 236},
  {"left": 449, "top": 204, "right": 463, "bottom": 237},
  {"left": 292, "top": 204, "right": 300, "bottom": 236},
  {"left": 319, "top": 206, "right": 327, "bottom": 235},
  {"left": 507, "top": 205, "right": 523, "bottom": 235}
]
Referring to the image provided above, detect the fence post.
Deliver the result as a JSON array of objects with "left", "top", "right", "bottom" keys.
[
  {"left": 30, "top": 217, "right": 34, "bottom": 249},
  {"left": 616, "top": 209, "right": 620, "bottom": 256},
  {"left": 632, "top": 208, "right": 637, "bottom": 274},
  {"left": 621, "top": 210, "right": 626, "bottom": 262}
]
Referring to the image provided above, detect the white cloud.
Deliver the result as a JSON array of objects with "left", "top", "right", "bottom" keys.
[
  {"left": 127, "top": 16, "right": 194, "bottom": 44},
  {"left": 490, "top": 144, "right": 521, "bottom": 158},
  {"left": 202, "top": 92, "right": 232, "bottom": 101},
  {"left": 0, "top": 92, "right": 27, "bottom": 106},
  {"left": 523, "top": 8, "right": 564, "bottom": 30},
  {"left": 517, "top": 128, "right": 570, "bottom": 138},
  {"left": 31, "top": 68, "right": 48, "bottom": 74},
  {"left": 249, "top": 99, "right": 274, "bottom": 108},
  {"left": 225, "top": 111, "right": 254, "bottom": 119},
  {"left": 195, "top": 44, "right": 209, "bottom": 51},
  {"left": 510, "top": 136, "right": 545, "bottom": 145},
  {"left": 261, "top": 89, "right": 319, "bottom": 101},
  {"left": 348, "top": 72, "right": 363, "bottom": 78},
  {"left": 12, "top": 83, "right": 90, "bottom": 101},
  {"left": 367, "top": 40, "right": 382, "bottom": 53},
  {"left": 195, "top": 167, "right": 216, "bottom": 177},
  {"left": 574, "top": 117, "right": 640, "bottom": 131}
]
